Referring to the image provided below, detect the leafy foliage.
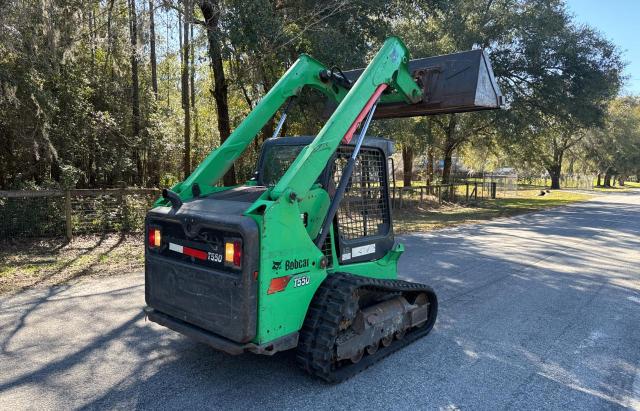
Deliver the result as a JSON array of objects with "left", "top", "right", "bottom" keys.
[{"left": 0, "top": 0, "right": 635, "bottom": 192}]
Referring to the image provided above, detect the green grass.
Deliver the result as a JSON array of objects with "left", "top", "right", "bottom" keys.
[
  {"left": 593, "top": 181, "right": 640, "bottom": 192},
  {"left": 394, "top": 189, "right": 592, "bottom": 233}
]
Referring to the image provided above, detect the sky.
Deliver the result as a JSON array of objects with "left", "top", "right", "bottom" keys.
[{"left": 565, "top": 0, "right": 639, "bottom": 95}]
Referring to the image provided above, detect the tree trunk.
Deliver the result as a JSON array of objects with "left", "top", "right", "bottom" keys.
[
  {"left": 440, "top": 114, "right": 458, "bottom": 184},
  {"left": 190, "top": 20, "right": 199, "bottom": 143},
  {"left": 198, "top": 0, "right": 236, "bottom": 186},
  {"left": 441, "top": 148, "right": 453, "bottom": 184},
  {"left": 547, "top": 146, "right": 564, "bottom": 189},
  {"left": 182, "top": 0, "right": 191, "bottom": 177},
  {"left": 548, "top": 166, "right": 561, "bottom": 189},
  {"left": 105, "top": 0, "right": 115, "bottom": 76},
  {"left": 402, "top": 145, "right": 414, "bottom": 187},
  {"left": 426, "top": 145, "right": 434, "bottom": 184},
  {"left": 596, "top": 173, "right": 601, "bottom": 187},
  {"left": 89, "top": 6, "right": 96, "bottom": 67},
  {"left": 603, "top": 167, "right": 613, "bottom": 187},
  {"left": 128, "top": 0, "right": 141, "bottom": 184},
  {"left": 165, "top": 13, "right": 171, "bottom": 107},
  {"left": 149, "top": 0, "right": 158, "bottom": 99}
]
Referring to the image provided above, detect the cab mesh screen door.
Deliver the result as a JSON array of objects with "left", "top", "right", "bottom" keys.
[{"left": 332, "top": 146, "right": 391, "bottom": 240}]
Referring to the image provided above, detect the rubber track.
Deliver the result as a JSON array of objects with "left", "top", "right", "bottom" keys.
[{"left": 296, "top": 273, "right": 438, "bottom": 383}]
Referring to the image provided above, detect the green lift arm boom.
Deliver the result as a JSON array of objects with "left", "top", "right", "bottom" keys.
[{"left": 159, "top": 36, "right": 422, "bottom": 205}]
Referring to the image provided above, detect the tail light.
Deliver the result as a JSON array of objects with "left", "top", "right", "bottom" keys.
[
  {"left": 148, "top": 227, "right": 161, "bottom": 248},
  {"left": 225, "top": 239, "right": 242, "bottom": 268}
]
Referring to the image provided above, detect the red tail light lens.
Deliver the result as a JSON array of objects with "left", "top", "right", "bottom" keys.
[
  {"left": 148, "top": 228, "right": 161, "bottom": 248},
  {"left": 233, "top": 240, "right": 242, "bottom": 267},
  {"left": 224, "top": 239, "right": 242, "bottom": 269}
]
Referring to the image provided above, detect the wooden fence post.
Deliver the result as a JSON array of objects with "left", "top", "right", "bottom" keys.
[
  {"left": 119, "top": 186, "right": 128, "bottom": 232},
  {"left": 65, "top": 190, "right": 73, "bottom": 241}
]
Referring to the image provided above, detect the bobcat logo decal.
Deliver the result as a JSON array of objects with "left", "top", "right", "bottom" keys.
[{"left": 272, "top": 260, "right": 282, "bottom": 270}]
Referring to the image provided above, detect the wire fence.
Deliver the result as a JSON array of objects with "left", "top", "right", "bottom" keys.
[
  {"left": 0, "top": 188, "right": 160, "bottom": 240},
  {"left": 2, "top": 183, "right": 493, "bottom": 240},
  {"left": 517, "top": 174, "right": 596, "bottom": 190},
  {"left": 0, "top": 172, "right": 597, "bottom": 240},
  {"left": 560, "top": 175, "right": 595, "bottom": 190},
  {"left": 390, "top": 181, "right": 500, "bottom": 209}
]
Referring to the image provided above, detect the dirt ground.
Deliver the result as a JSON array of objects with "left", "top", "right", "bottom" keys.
[
  {"left": 0, "top": 234, "right": 143, "bottom": 294},
  {"left": 0, "top": 189, "right": 592, "bottom": 295}
]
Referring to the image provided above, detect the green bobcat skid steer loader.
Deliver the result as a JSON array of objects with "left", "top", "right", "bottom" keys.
[{"left": 144, "top": 36, "right": 502, "bottom": 382}]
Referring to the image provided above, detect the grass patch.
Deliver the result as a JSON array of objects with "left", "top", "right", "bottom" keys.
[
  {"left": 593, "top": 183, "right": 638, "bottom": 192},
  {"left": 394, "top": 189, "right": 592, "bottom": 233},
  {"left": 594, "top": 181, "right": 640, "bottom": 191}
]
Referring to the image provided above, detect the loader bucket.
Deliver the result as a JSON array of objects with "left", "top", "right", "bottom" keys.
[{"left": 339, "top": 49, "right": 503, "bottom": 119}]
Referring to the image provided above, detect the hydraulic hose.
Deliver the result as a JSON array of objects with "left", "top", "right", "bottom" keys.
[{"left": 314, "top": 89, "right": 382, "bottom": 248}]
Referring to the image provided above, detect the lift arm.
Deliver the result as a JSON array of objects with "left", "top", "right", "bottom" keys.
[
  {"left": 270, "top": 37, "right": 422, "bottom": 201},
  {"left": 160, "top": 36, "right": 422, "bottom": 205},
  {"left": 160, "top": 54, "right": 347, "bottom": 204}
]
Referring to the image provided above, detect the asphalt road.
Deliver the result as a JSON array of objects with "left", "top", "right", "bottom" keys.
[{"left": 1, "top": 191, "right": 639, "bottom": 410}]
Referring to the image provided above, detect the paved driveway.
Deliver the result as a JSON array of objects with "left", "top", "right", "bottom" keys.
[{"left": 1, "top": 191, "right": 639, "bottom": 410}]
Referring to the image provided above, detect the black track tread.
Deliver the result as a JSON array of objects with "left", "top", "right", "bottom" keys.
[{"left": 296, "top": 273, "right": 438, "bottom": 383}]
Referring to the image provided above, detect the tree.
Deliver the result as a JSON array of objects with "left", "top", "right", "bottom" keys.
[
  {"left": 197, "top": 0, "right": 236, "bottom": 186},
  {"left": 396, "top": 0, "right": 622, "bottom": 189},
  {"left": 430, "top": 112, "right": 497, "bottom": 183},
  {"left": 149, "top": 0, "right": 159, "bottom": 99},
  {"left": 582, "top": 97, "right": 640, "bottom": 186},
  {"left": 391, "top": 0, "right": 517, "bottom": 184},
  {"left": 492, "top": 1, "right": 623, "bottom": 188},
  {"left": 182, "top": 0, "right": 192, "bottom": 176},
  {"left": 128, "top": 0, "right": 142, "bottom": 183},
  {"left": 0, "top": 0, "right": 627, "bottom": 194},
  {"left": 373, "top": 117, "right": 432, "bottom": 186}
]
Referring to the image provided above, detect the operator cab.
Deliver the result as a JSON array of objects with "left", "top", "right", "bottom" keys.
[{"left": 258, "top": 136, "right": 395, "bottom": 266}]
